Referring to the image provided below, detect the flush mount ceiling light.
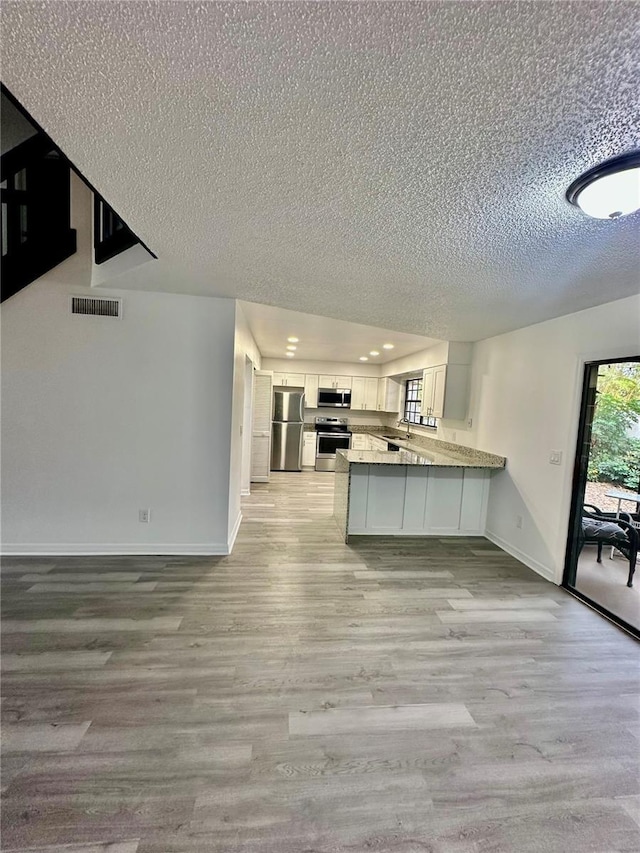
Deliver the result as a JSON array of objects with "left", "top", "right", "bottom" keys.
[
  {"left": 286, "top": 351, "right": 295, "bottom": 358},
  {"left": 359, "top": 356, "right": 368, "bottom": 361},
  {"left": 287, "top": 337, "right": 299, "bottom": 343},
  {"left": 369, "top": 350, "right": 380, "bottom": 356},
  {"left": 382, "top": 343, "right": 394, "bottom": 350},
  {"left": 566, "top": 151, "right": 640, "bottom": 220},
  {"left": 286, "top": 345, "right": 297, "bottom": 351}
]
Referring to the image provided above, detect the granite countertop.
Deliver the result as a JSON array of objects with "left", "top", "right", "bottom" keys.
[{"left": 340, "top": 431, "right": 506, "bottom": 469}]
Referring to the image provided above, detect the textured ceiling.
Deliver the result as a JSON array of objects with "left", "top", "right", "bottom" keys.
[{"left": 2, "top": 1, "right": 639, "bottom": 341}]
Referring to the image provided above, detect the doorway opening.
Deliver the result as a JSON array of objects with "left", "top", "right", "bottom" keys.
[{"left": 563, "top": 357, "right": 640, "bottom": 636}]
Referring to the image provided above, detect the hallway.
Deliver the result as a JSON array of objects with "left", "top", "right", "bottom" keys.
[{"left": 1, "top": 473, "right": 639, "bottom": 851}]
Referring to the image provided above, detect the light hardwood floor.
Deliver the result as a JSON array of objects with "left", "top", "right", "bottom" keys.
[{"left": 1, "top": 472, "right": 639, "bottom": 852}]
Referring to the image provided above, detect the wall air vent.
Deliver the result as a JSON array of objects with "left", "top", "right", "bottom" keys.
[{"left": 70, "top": 296, "right": 121, "bottom": 318}]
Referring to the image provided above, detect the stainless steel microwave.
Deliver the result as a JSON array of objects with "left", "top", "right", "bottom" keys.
[{"left": 317, "top": 387, "right": 351, "bottom": 408}]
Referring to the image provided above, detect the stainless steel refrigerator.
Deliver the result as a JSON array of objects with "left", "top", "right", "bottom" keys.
[{"left": 271, "top": 389, "right": 305, "bottom": 471}]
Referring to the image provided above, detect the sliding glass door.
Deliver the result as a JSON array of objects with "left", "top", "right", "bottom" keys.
[{"left": 563, "top": 358, "right": 640, "bottom": 636}]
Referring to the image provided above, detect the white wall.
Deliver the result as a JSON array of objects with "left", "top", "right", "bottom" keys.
[
  {"left": 466, "top": 295, "right": 640, "bottom": 583},
  {"left": 379, "top": 342, "right": 474, "bottom": 377},
  {"left": 228, "top": 302, "right": 262, "bottom": 543},
  {"left": 1, "top": 176, "right": 238, "bottom": 554},
  {"left": 262, "top": 357, "right": 380, "bottom": 378}
]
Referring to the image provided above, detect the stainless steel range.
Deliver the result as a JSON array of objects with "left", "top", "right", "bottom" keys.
[{"left": 314, "top": 416, "right": 351, "bottom": 472}]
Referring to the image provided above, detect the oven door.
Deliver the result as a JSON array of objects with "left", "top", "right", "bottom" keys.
[
  {"left": 318, "top": 388, "right": 352, "bottom": 408},
  {"left": 315, "top": 432, "right": 351, "bottom": 471}
]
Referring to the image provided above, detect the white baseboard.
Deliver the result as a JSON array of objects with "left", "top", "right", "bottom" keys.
[
  {"left": 348, "top": 528, "right": 485, "bottom": 537},
  {"left": 1, "top": 542, "right": 231, "bottom": 556},
  {"left": 227, "top": 512, "right": 243, "bottom": 554},
  {"left": 484, "top": 529, "right": 556, "bottom": 584}
]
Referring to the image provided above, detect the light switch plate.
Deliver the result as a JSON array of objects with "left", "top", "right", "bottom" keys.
[{"left": 549, "top": 450, "right": 562, "bottom": 465}]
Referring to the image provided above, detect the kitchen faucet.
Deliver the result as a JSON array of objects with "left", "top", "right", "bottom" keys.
[{"left": 397, "top": 418, "right": 412, "bottom": 440}]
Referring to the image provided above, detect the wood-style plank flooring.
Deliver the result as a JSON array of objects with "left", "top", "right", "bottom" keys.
[{"left": 1, "top": 472, "right": 639, "bottom": 852}]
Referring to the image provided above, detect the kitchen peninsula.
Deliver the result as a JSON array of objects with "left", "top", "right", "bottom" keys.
[{"left": 333, "top": 432, "right": 506, "bottom": 542}]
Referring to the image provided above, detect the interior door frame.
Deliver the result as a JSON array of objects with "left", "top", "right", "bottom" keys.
[{"left": 562, "top": 355, "right": 640, "bottom": 638}]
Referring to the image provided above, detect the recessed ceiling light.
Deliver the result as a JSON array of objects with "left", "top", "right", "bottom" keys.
[
  {"left": 287, "top": 337, "right": 299, "bottom": 343},
  {"left": 369, "top": 350, "right": 380, "bottom": 356},
  {"left": 286, "top": 345, "right": 297, "bottom": 351},
  {"left": 566, "top": 151, "right": 640, "bottom": 219},
  {"left": 286, "top": 351, "right": 295, "bottom": 357},
  {"left": 382, "top": 344, "right": 394, "bottom": 350},
  {"left": 359, "top": 356, "right": 368, "bottom": 361}
]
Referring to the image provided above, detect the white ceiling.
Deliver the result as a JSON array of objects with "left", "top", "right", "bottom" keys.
[
  {"left": 240, "top": 301, "right": 440, "bottom": 363},
  {"left": 2, "top": 1, "right": 639, "bottom": 341}
]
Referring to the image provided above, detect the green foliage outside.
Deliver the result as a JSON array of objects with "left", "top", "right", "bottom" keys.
[{"left": 588, "top": 363, "right": 640, "bottom": 489}]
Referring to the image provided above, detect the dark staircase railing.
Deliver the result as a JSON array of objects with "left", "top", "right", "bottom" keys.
[
  {"left": 1, "top": 83, "right": 155, "bottom": 302},
  {"left": 1, "top": 133, "right": 77, "bottom": 301}
]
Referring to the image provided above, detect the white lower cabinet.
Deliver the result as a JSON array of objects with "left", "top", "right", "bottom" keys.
[
  {"left": 302, "top": 432, "right": 316, "bottom": 467},
  {"left": 347, "top": 465, "right": 490, "bottom": 535},
  {"left": 370, "top": 436, "right": 388, "bottom": 452},
  {"left": 350, "top": 434, "right": 368, "bottom": 450}
]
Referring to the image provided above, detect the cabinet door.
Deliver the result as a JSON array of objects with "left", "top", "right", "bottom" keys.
[
  {"left": 319, "top": 374, "right": 335, "bottom": 389},
  {"left": 304, "top": 374, "right": 319, "bottom": 408},
  {"left": 302, "top": 433, "right": 316, "bottom": 467},
  {"left": 350, "top": 377, "right": 366, "bottom": 410},
  {"left": 286, "top": 373, "right": 305, "bottom": 387},
  {"left": 378, "top": 378, "right": 401, "bottom": 412},
  {"left": 364, "top": 378, "right": 378, "bottom": 411},
  {"left": 336, "top": 375, "right": 352, "bottom": 390},
  {"left": 351, "top": 434, "right": 367, "bottom": 450},
  {"left": 272, "top": 372, "right": 286, "bottom": 387},
  {"left": 421, "top": 368, "right": 435, "bottom": 417},
  {"left": 431, "top": 365, "right": 447, "bottom": 418},
  {"left": 251, "top": 372, "right": 272, "bottom": 482}
]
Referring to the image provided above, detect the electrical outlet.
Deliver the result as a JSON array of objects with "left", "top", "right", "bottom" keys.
[
  {"left": 549, "top": 450, "right": 562, "bottom": 466},
  {"left": 516, "top": 515, "right": 523, "bottom": 529},
  {"left": 138, "top": 508, "right": 150, "bottom": 523},
  {"left": 467, "top": 418, "right": 473, "bottom": 429}
]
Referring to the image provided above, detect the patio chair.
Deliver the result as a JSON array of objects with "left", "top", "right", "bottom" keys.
[{"left": 580, "top": 504, "right": 638, "bottom": 587}]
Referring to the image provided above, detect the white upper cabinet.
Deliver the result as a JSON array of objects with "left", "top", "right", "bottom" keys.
[
  {"left": 421, "top": 364, "right": 469, "bottom": 420},
  {"left": 304, "top": 374, "right": 319, "bottom": 408},
  {"left": 377, "top": 377, "right": 401, "bottom": 412},
  {"left": 318, "top": 374, "right": 352, "bottom": 389},
  {"left": 272, "top": 372, "right": 305, "bottom": 387},
  {"left": 351, "top": 377, "right": 378, "bottom": 410}
]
